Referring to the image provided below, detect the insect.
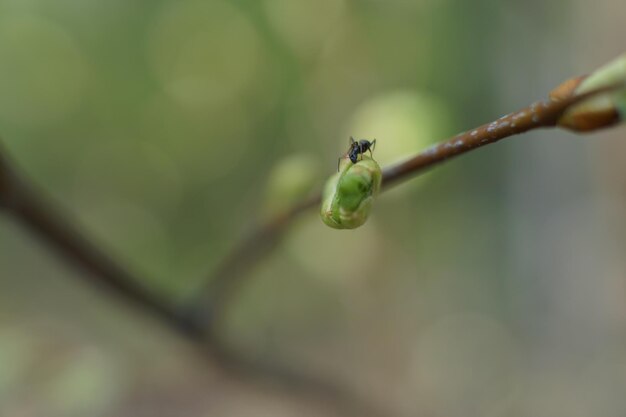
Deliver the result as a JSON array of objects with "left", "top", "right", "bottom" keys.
[{"left": 338, "top": 136, "right": 377, "bottom": 171}]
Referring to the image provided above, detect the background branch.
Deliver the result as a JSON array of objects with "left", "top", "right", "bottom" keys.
[
  {"left": 0, "top": 77, "right": 621, "bottom": 417},
  {"left": 0, "top": 146, "right": 205, "bottom": 340},
  {"left": 0, "top": 142, "right": 385, "bottom": 417}
]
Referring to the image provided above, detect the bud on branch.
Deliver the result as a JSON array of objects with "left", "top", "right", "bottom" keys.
[
  {"left": 320, "top": 156, "right": 382, "bottom": 229},
  {"left": 553, "top": 53, "right": 626, "bottom": 132}
]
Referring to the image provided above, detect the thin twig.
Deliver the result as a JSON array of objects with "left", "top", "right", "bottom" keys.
[
  {"left": 196, "top": 81, "right": 624, "bottom": 323},
  {"left": 191, "top": 193, "right": 320, "bottom": 326},
  {"left": 381, "top": 84, "right": 619, "bottom": 188},
  {"left": 0, "top": 81, "right": 620, "bottom": 417},
  {"left": 176, "top": 83, "right": 623, "bottom": 417}
]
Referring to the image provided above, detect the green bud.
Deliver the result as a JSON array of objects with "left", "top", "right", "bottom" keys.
[{"left": 320, "top": 156, "right": 382, "bottom": 229}]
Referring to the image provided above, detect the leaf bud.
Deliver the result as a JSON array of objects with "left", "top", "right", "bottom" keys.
[
  {"left": 320, "top": 156, "right": 382, "bottom": 229},
  {"left": 555, "top": 53, "right": 626, "bottom": 132}
]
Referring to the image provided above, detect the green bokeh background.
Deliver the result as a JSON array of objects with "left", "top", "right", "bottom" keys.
[{"left": 1, "top": 1, "right": 625, "bottom": 416}]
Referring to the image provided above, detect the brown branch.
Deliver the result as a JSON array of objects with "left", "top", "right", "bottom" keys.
[
  {"left": 381, "top": 100, "right": 553, "bottom": 188},
  {"left": 0, "top": 147, "right": 205, "bottom": 340},
  {"left": 176, "top": 81, "right": 623, "bottom": 417},
  {"left": 195, "top": 80, "right": 624, "bottom": 324},
  {"left": 381, "top": 82, "right": 622, "bottom": 188},
  {"left": 0, "top": 79, "right": 621, "bottom": 417},
  {"left": 0, "top": 143, "right": 385, "bottom": 417}
]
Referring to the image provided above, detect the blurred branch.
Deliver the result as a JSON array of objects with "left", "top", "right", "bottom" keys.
[
  {"left": 0, "top": 145, "right": 205, "bottom": 340},
  {"left": 0, "top": 64, "right": 622, "bottom": 417},
  {"left": 0, "top": 142, "right": 385, "bottom": 417}
]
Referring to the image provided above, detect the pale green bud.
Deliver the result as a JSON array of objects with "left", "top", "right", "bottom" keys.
[
  {"left": 320, "top": 156, "right": 382, "bottom": 229},
  {"left": 557, "top": 53, "right": 626, "bottom": 131}
]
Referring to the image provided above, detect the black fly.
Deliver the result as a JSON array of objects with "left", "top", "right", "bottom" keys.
[{"left": 338, "top": 136, "right": 377, "bottom": 171}]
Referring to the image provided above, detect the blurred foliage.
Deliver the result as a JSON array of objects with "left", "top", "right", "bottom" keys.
[
  {"left": 1, "top": 0, "right": 626, "bottom": 416},
  {"left": 0, "top": 0, "right": 489, "bottom": 296}
]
